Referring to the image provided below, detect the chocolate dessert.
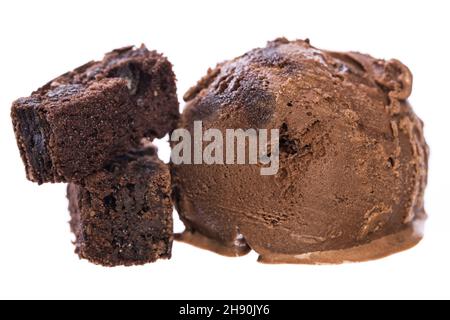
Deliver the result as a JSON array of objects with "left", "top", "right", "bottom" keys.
[
  {"left": 12, "top": 45, "right": 179, "bottom": 184},
  {"left": 172, "top": 38, "right": 429, "bottom": 264},
  {"left": 68, "top": 144, "right": 173, "bottom": 267}
]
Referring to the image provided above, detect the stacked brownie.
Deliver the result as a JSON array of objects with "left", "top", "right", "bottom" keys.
[
  {"left": 68, "top": 144, "right": 173, "bottom": 266},
  {"left": 11, "top": 46, "right": 179, "bottom": 266}
]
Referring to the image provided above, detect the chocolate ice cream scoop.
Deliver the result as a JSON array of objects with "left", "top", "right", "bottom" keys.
[{"left": 172, "top": 38, "right": 428, "bottom": 264}]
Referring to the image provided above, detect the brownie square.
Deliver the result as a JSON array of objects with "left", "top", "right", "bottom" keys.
[
  {"left": 67, "top": 144, "right": 173, "bottom": 267},
  {"left": 12, "top": 45, "right": 179, "bottom": 184}
]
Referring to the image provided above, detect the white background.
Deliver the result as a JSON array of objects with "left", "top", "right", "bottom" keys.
[{"left": 0, "top": 0, "right": 449, "bottom": 300}]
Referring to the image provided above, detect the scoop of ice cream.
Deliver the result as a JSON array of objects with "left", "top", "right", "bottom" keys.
[{"left": 171, "top": 38, "right": 428, "bottom": 264}]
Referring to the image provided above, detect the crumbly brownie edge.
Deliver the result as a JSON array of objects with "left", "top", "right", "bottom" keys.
[
  {"left": 67, "top": 183, "right": 83, "bottom": 255},
  {"left": 11, "top": 102, "right": 62, "bottom": 184}
]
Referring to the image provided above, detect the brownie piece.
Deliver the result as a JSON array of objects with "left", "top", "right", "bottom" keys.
[
  {"left": 11, "top": 45, "right": 179, "bottom": 184},
  {"left": 67, "top": 144, "right": 173, "bottom": 267}
]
